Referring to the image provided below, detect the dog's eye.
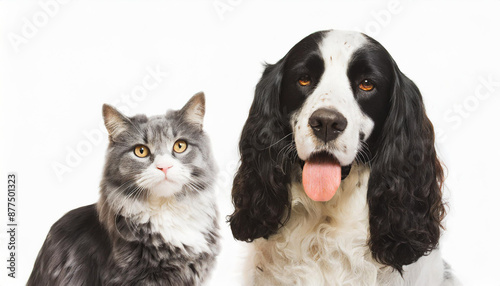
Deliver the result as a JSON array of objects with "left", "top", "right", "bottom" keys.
[
  {"left": 359, "top": 79, "right": 375, "bottom": 91},
  {"left": 298, "top": 75, "right": 311, "bottom": 86},
  {"left": 134, "top": 145, "right": 150, "bottom": 158},
  {"left": 173, "top": 140, "right": 188, "bottom": 153}
]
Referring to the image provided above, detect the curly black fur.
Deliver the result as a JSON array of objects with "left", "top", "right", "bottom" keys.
[
  {"left": 228, "top": 59, "right": 297, "bottom": 241},
  {"left": 367, "top": 62, "right": 445, "bottom": 273}
]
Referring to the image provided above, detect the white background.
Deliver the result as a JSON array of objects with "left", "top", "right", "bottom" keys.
[{"left": 1, "top": 1, "right": 500, "bottom": 285}]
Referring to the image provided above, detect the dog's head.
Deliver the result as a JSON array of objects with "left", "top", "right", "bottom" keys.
[{"left": 229, "top": 30, "right": 445, "bottom": 272}]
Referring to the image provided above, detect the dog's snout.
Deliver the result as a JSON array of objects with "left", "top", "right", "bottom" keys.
[{"left": 308, "top": 108, "right": 347, "bottom": 142}]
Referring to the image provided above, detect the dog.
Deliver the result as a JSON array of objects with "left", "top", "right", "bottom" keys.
[{"left": 229, "top": 30, "right": 460, "bottom": 285}]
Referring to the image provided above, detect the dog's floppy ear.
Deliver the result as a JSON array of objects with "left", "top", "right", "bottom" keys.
[
  {"left": 367, "top": 63, "right": 445, "bottom": 273},
  {"left": 228, "top": 59, "right": 294, "bottom": 242}
]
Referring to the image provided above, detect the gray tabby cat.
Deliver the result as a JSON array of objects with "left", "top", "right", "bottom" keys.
[{"left": 28, "top": 92, "right": 220, "bottom": 286}]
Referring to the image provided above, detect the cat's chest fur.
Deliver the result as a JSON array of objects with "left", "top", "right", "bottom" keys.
[
  {"left": 112, "top": 191, "right": 219, "bottom": 255},
  {"left": 251, "top": 164, "right": 381, "bottom": 286},
  {"left": 98, "top": 190, "right": 219, "bottom": 285}
]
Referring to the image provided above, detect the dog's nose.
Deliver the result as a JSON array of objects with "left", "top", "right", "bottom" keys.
[{"left": 308, "top": 108, "right": 347, "bottom": 142}]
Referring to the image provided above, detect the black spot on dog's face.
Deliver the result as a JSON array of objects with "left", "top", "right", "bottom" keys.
[
  {"left": 347, "top": 38, "right": 394, "bottom": 153},
  {"left": 279, "top": 31, "right": 327, "bottom": 115}
]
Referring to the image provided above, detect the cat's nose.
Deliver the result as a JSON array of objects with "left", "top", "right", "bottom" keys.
[{"left": 156, "top": 164, "right": 172, "bottom": 177}]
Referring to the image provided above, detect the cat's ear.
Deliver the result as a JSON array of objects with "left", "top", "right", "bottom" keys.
[
  {"left": 102, "top": 104, "right": 131, "bottom": 141},
  {"left": 179, "top": 92, "right": 205, "bottom": 129}
]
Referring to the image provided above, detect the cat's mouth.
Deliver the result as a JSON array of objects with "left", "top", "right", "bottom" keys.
[{"left": 135, "top": 170, "right": 186, "bottom": 198}]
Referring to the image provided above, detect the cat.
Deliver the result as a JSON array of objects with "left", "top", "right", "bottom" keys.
[{"left": 27, "top": 92, "right": 220, "bottom": 286}]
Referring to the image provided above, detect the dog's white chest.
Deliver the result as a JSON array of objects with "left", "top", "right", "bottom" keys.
[{"left": 250, "top": 165, "right": 382, "bottom": 285}]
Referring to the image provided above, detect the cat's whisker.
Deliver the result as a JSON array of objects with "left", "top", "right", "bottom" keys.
[
  {"left": 187, "top": 181, "right": 206, "bottom": 192},
  {"left": 110, "top": 188, "right": 136, "bottom": 237},
  {"left": 106, "top": 181, "right": 136, "bottom": 210},
  {"left": 112, "top": 185, "right": 146, "bottom": 239}
]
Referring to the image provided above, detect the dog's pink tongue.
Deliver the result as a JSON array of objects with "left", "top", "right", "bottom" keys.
[{"left": 302, "top": 159, "right": 341, "bottom": 201}]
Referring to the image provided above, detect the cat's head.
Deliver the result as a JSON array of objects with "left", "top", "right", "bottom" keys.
[{"left": 101, "top": 92, "right": 216, "bottom": 203}]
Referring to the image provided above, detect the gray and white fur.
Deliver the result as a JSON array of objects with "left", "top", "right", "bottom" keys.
[{"left": 28, "top": 92, "right": 220, "bottom": 286}]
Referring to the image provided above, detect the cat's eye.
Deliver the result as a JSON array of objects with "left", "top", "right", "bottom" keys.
[
  {"left": 134, "top": 145, "right": 150, "bottom": 158},
  {"left": 359, "top": 79, "right": 375, "bottom": 91},
  {"left": 173, "top": 140, "right": 188, "bottom": 153},
  {"left": 298, "top": 75, "right": 311, "bottom": 86}
]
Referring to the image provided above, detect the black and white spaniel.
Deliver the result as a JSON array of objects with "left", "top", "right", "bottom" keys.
[{"left": 229, "top": 30, "right": 460, "bottom": 285}]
